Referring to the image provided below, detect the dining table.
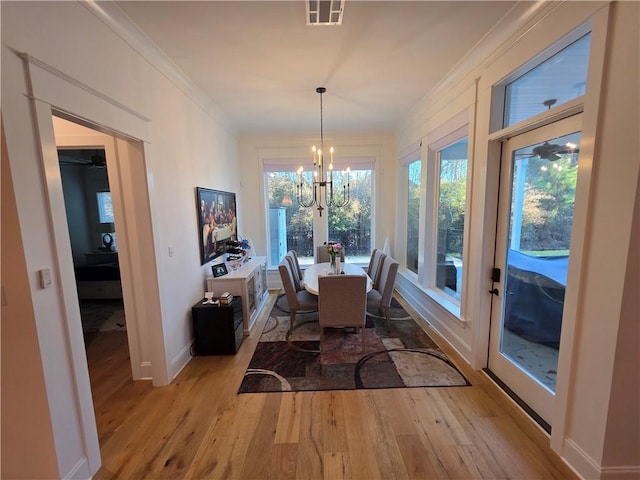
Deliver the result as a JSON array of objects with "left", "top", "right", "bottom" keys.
[{"left": 302, "top": 262, "right": 373, "bottom": 296}]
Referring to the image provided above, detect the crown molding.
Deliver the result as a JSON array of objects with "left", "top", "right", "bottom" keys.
[
  {"left": 404, "top": 1, "right": 561, "bottom": 129},
  {"left": 80, "top": 0, "right": 235, "bottom": 134}
]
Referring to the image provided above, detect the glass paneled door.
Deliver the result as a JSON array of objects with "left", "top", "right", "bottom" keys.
[{"left": 488, "top": 115, "right": 581, "bottom": 426}]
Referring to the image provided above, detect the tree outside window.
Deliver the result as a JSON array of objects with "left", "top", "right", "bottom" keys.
[{"left": 406, "top": 160, "right": 421, "bottom": 273}]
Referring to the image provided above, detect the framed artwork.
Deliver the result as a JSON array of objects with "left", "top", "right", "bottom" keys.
[
  {"left": 212, "top": 263, "right": 228, "bottom": 278},
  {"left": 196, "top": 187, "right": 237, "bottom": 265}
]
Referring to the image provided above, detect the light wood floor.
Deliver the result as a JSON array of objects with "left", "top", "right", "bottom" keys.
[{"left": 89, "top": 292, "right": 576, "bottom": 480}]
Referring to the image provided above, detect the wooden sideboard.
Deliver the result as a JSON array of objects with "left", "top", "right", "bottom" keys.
[{"left": 206, "top": 256, "right": 267, "bottom": 335}]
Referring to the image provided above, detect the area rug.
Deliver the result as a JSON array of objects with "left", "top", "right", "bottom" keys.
[
  {"left": 238, "top": 294, "right": 470, "bottom": 393},
  {"left": 79, "top": 300, "right": 126, "bottom": 333}
]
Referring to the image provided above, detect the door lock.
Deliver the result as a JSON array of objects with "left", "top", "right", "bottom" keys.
[{"left": 489, "top": 288, "right": 499, "bottom": 296}]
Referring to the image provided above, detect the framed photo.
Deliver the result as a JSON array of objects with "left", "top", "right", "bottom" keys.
[
  {"left": 196, "top": 187, "right": 237, "bottom": 265},
  {"left": 212, "top": 263, "right": 228, "bottom": 278}
]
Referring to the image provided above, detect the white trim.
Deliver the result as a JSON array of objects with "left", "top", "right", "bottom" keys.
[
  {"left": 80, "top": 0, "right": 232, "bottom": 132},
  {"left": 488, "top": 97, "right": 584, "bottom": 142},
  {"left": 20, "top": 52, "right": 151, "bottom": 124},
  {"left": 551, "top": 2, "right": 611, "bottom": 454},
  {"left": 424, "top": 110, "right": 470, "bottom": 149},
  {"left": 170, "top": 342, "right": 194, "bottom": 382},
  {"left": 62, "top": 456, "right": 90, "bottom": 480},
  {"left": 32, "top": 101, "right": 103, "bottom": 477},
  {"left": 421, "top": 118, "right": 470, "bottom": 318},
  {"left": 19, "top": 52, "right": 150, "bottom": 143},
  {"left": 562, "top": 437, "right": 603, "bottom": 480},
  {"left": 396, "top": 273, "right": 472, "bottom": 363},
  {"left": 398, "top": 140, "right": 421, "bottom": 166},
  {"left": 408, "top": 1, "right": 561, "bottom": 130},
  {"left": 601, "top": 466, "right": 640, "bottom": 480}
]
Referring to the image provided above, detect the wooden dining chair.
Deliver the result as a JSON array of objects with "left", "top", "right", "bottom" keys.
[
  {"left": 278, "top": 259, "right": 318, "bottom": 332},
  {"left": 366, "top": 255, "right": 399, "bottom": 330},
  {"left": 318, "top": 274, "right": 367, "bottom": 352}
]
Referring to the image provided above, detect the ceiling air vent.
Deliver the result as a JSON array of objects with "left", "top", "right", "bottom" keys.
[{"left": 307, "top": 0, "right": 344, "bottom": 26}]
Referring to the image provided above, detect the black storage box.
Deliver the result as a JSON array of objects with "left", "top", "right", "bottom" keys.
[{"left": 191, "top": 296, "right": 243, "bottom": 355}]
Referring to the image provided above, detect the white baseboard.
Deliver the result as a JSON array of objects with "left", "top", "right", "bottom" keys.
[
  {"left": 138, "top": 361, "right": 153, "bottom": 380},
  {"left": 563, "top": 437, "right": 605, "bottom": 480},
  {"left": 601, "top": 465, "right": 640, "bottom": 480},
  {"left": 63, "top": 455, "right": 91, "bottom": 480},
  {"left": 563, "top": 437, "right": 640, "bottom": 479},
  {"left": 170, "top": 342, "right": 193, "bottom": 381}
]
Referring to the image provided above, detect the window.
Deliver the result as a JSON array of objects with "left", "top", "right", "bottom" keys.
[
  {"left": 264, "top": 154, "right": 375, "bottom": 268},
  {"left": 266, "top": 171, "right": 314, "bottom": 266},
  {"left": 328, "top": 168, "right": 373, "bottom": 264},
  {"left": 435, "top": 138, "right": 468, "bottom": 301},
  {"left": 504, "top": 33, "right": 591, "bottom": 127},
  {"left": 406, "top": 160, "right": 421, "bottom": 273},
  {"left": 96, "top": 191, "right": 114, "bottom": 223}
]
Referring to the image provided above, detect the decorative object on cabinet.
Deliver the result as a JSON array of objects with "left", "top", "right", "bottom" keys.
[
  {"left": 96, "top": 222, "right": 115, "bottom": 252},
  {"left": 212, "top": 263, "right": 228, "bottom": 277},
  {"left": 191, "top": 296, "right": 243, "bottom": 355},
  {"left": 207, "top": 256, "right": 267, "bottom": 335},
  {"left": 196, "top": 187, "right": 237, "bottom": 265},
  {"left": 225, "top": 238, "right": 252, "bottom": 270}
]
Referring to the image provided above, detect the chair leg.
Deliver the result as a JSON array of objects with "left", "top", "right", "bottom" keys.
[
  {"left": 320, "top": 326, "right": 324, "bottom": 352},
  {"left": 289, "top": 310, "right": 297, "bottom": 334},
  {"left": 361, "top": 326, "right": 365, "bottom": 352},
  {"left": 385, "top": 308, "right": 391, "bottom": 331}
]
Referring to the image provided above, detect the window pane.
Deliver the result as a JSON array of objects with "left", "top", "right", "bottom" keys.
[
  {"left": 96, "top": 191, "right": 114, "bottom": 223},
  {"left": 328, "top": 169, "right": 372, "bottom": 263},
  {"left": 436, "top": 138, "right": 468, "bottom": 300},
  {"left": 406, "top": 160, "right": 421, "bottom": 273},
  {"left": 504, "top": 33, "right": 591, "bottom": 127},
  {"left": 266, "top": 172, "right": 314, "bottom": 266}
]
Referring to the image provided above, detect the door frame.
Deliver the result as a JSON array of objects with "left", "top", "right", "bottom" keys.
[
  {"left": 488, "top": 114, "right": 583, "bottom": 426},
  {"left": 54, "top": 125, "right": 145, "bottom": 381},
  {"left": 20, "top": 52, "right": 167, "bottom": 475}
]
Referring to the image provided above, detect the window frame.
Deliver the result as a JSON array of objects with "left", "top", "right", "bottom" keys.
[
  {"left": 262, "top": 148, "right": 377, "bottom": 269},
  {"left": 422, "top": 119, "right": 471, "bottom": 319}
]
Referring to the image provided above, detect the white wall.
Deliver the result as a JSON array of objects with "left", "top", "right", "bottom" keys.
[
  {"left": 1, "top": 1, "right": 240, "bottom": 477},
  {"left": 395, "top": 1, "right": 640, "bottom": 478}
]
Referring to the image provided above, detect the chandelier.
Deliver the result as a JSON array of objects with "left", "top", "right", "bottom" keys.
[{"left": 296, "top": 87, "right": 350, "bottom": 217}]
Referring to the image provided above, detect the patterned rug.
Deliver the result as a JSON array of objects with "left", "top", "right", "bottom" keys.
[
  {"left": 79, "top": 300, "right": 126, "bottom": 333},
  {"left": 238, "top": 294, "right": 470, "bottom": 393}
]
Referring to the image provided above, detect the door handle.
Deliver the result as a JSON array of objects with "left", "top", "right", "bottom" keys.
[{"left": 489, "top": 288, "right": 499, "bottom": 296}]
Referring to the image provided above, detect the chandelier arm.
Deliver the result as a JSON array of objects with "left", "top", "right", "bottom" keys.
[
  {"left": 330, "top": 182, "right": 350, "bottom": 208},
  {"left": 297, "top": 175, "right": 315, "bottom": 208}
]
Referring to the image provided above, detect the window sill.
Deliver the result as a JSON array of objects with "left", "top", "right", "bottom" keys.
[
  {"left": 424, "top": 287, "right": 462, "bottom": 320},
  {"left": 398, "top": 269, "right": 468, "bottom": 327}
]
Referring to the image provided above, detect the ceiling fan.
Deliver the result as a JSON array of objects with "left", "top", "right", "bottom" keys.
[
  {"left": 531, "top": 141, "right": 579, "bottom": 161},
  {"left": 58, "top": 149, "right": 107, "bottom": 168}
]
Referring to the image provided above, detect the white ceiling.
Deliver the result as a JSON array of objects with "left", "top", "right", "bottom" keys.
[{"left": 113, "top": 1, "right": 518, "bottom": 135}]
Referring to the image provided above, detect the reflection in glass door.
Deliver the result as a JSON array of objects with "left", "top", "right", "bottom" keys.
[{"left": 489, "top": 115, "right": 581, "bottom": 426}]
